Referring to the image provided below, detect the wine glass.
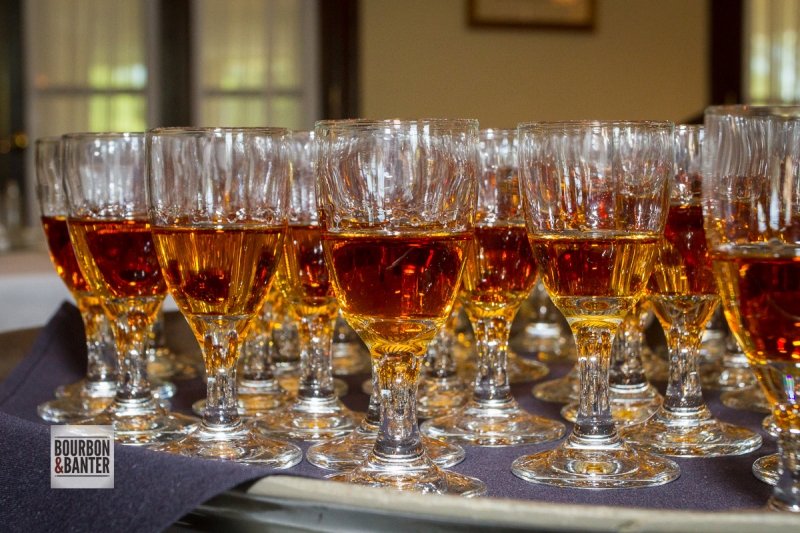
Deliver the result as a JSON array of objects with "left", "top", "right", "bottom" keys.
[
  {"left": 35, "top": 137, "right": 117, "bottom": 422},
  {"left": 250, "top": 131, "right": 361, "bottom": 441},
  {"left": 704, "top": 105, "right": 800, "bottom": 511},
  {"left": 318, "top": 119, "right": 486, "bottom": 496},
  {"left": 421, "top": 128, "right": 565, "bottom": 446},
  {"left": 620, "top": 125, "right": 762, "bottom": 456},
  {"left": 62, "top": 132, "right": 198, "bottom": 444},
  {"left": 512, "top": 121, "right": 680, "bottom": 488},
  {"left": 145, "top": 127, "right": 301, "bottom": 465}
]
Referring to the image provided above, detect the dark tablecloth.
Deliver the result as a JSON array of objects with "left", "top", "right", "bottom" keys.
[{"left": 0, "top": 302, "right": 777, "bottom": 533}]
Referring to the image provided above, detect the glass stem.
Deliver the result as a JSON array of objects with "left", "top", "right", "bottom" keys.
[
  {"left": 373, "top": 350, "right": 424, "bottom": 459},
  {"left": 609, "top": 317, "right": 647, "bottom": 388},
  {"left": 572, "top": 322, "right": 617, "bottom": 441},
  {"left": 241, "top": 301, "right": 276, "bottom": 382},
  {"left": 770, "top": 414, "right": 800, "bottom": 512},
  {"left": 424, "top": 324, "right": 457, "bottom": 380},
  {"left": 110, "top": 307, "right": 154, "bottom": 402},
  {"left": 202, "top": 324, "right": 241, "bottom": 427},
  {"left": 472, "top": 316, "right": 513, "bottom": 403},
  {"left": 297, "top": 313, "right": 335, "bottom": 400},
  {"left": 79, "top": 297, "right": 115, "bottom": 383},
  {"left": 364, "top": 359, "right": 381, "bottom": 430},
  {"left": 662, "top": 318, "right": 705, "bottom": 412}
]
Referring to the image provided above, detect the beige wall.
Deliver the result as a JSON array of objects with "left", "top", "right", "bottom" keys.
[{"left": 360, "top": 0, "right": 709, "bottom": 127}]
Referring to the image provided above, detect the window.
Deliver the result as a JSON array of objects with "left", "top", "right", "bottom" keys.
[
  {"left": 746, "top": 0, "right": 800, "bottom": 103},
  {"left": 193, "top": 0, "right": 319, "bottom": 130}
]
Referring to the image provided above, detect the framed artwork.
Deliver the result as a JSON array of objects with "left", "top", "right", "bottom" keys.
[{"left": 468, "top": 0, "right": 596, "bottom": 31}]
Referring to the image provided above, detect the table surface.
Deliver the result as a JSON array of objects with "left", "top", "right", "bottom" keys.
[{"left": 3, "top": 313, "right": 799, "bottom": 533}]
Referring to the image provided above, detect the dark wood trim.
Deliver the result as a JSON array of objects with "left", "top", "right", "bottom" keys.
[
  {"left": 319, "top": 0, "right": 359, "bottom": 120},
  {"left": 467, "top": 0, "right": 596, "bottom": 32},
  {"left": 710, "top": 0, "right": 743, "bottom": 105},
  {"left": 158, "top": 0, "right": 193, "bottom": 127}
]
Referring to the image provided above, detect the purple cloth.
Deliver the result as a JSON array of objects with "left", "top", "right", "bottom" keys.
[{"left": 0, "top": 302, "right": 777, "bottom": 533}]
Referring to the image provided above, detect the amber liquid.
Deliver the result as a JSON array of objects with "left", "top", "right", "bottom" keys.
[
  {"left": 69, "top": 219, "right": 166, "bottom": 300},
  {"left": 461, "top": 223, "right": 537, "bottom": 319},
  {"left": 531, "top": 234, "right": 658, "bottom": 323},
  {"left": 324, "top": 231, "right": 470, "bottom": 359},
  {"left": 650, "top": 204, "right": 717, "bottom": 297},
  {"left": 42, "top": 215, "right": 90, "bottom": 294},
  {"left": 276, "top": 225, "right": 337, "bottom": 318}
]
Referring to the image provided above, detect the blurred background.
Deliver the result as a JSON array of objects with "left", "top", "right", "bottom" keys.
[{"left": 0, "top": 0, "right": 794, "bottom": 244}]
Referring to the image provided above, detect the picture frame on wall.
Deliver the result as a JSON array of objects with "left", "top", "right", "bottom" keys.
[{"left": 467, "top": 0, "right": 596, "bottom": 31}]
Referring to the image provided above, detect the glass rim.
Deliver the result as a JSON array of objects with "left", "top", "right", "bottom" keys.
[
  {"left": 518, "top": 120, "right": 673, "bottom": 132},
  {"left": 61, "top": 132, "right": 145, "bottom": 140},
  {"left": 35, "top": 136, "right": 62, "bottom": 146},
  {"left": 147, "top": 126, "right": 289, "bottom": 137},
  {"left": 675, "top": 124, "right": 703, "bottom": 132},
  {"left": 314, "top": 118, "right": 479, "bottom": 131},
  {"left": 705, "top": 104, "right": 800, "bottom": 118},
  {"left": 480, "top": 128, "right": 516, "bottom": 137}
]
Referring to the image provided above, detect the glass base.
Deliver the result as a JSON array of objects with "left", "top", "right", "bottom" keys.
[
  {"left": 420, "top": 398, "right": 565, "bottom": 447},
  {"left": 306, "top": 424, "right": 466, "bottom": 470},
  {"left": 720, "top": 386, "right": 771, "bottom": 413},
  {"left": 416, "top": 375, "right": 470, "bottom": 419},
  {"left": 37, "top": 396, "right": 113, "bottom": 423},
  {"left": 753, "top": 453, "right": 779, "bottom": 486},
  {"left": 56, "top": 377, "right": 175, "bottom": 400},
  {"left": 511, "top": 434, "right": 680, "bottom": 489},
  {"left": 250, "top": 397, "right": 363, "bottom": 442},
  {"left": 328, "top": 451, "right": 486, "bottom": 496},
  {"left": 73, "top": 398, "right": 199, "bottom": 445},
  {"left": 641, "top": 349, "right": 670, "bottom": 383},
  {"left": 619, "top": 406, "right": 763, "bottom": 457},
  {"left": 154, "top": 421, "right": 302, "bottom": 466},
  {"left": 701, "top": 362, "right": 757, "bottom": 391},
  {"left": 331, "top": 342, "right": 370, "bottom": 375},
  {"left": 532, "top": 364, "right": 580, "bottom": 404},
  {"left": 192, "top": 378, "right": 291, "bottom": 417},
  {"left": 272, "top": 360, "right": 301, "bottom": 376},
  {"left": 560, "top": 383, "right": 662, "bottom": 427},
  {"left": 507, "top": 352, "right": 549, "bottom": 384},
  {"left": 149, "top": 347, "right": 200, "bottom": 381},
  {"left": 767, "top": 497, "right": 800, "bottom": 513},
  {"left": 763, "top": 415, "right": 779, "bottom": 438},
  {"left": 278, "top": 376, "right": 348, "bottom": 397}
]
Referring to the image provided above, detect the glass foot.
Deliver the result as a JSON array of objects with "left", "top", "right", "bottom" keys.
[
  {"left": 331, "top": 342, "right": 370, "bottom": 375},
  {"left": 421, "top": 398, "right": 565, "bottom": 447},
  {"left": 507, "top": 352, "right": 549, "bottom": 384},
  {"left": 511, "top": 435, "right": 680, "bottom": 489},
  {"left": 619, "top": 407, "right": 763, "bottom": 457},
  {"left": 250, "top": 397, "right": 363, "bottom": 442},
  {"left": 763, "top": 415, "right": 779, "bottom": 438},
  {"left": 73, "top": 398, "right": 199, "bottom": 445},
  {"left": 560, "top": 384, "right": 662, "bottom": 427},
  {"left": 278, "top": 376, "right": 348, "bottom": 397},
  {"left": 720, "top": 386, "right": 771, "bottom": 413},
  {"left": 153, "top": 421, "right": 302, "bottom": 466},
  {"left": 753, "top": 453, "right": 779, "bottom": 486},
  {"left": 306, "top": 424, "right": 466, "bottom": 470},
  {"left": 641, "top": 349, "right": 670, "bottom": 382},
  {"left": 701, "top": 362, "right": 757, "bottom": 391},
  {"left": 328, "top": 451, "right": 486, "bottom": 496},
  {"left": 416, "top": 375, "right": 470, "bottom": 419},
  {"left": 149, "top": 347, "right": 200, "bottom": 381},
  {"left": 532, "top": 364, "right": 580, "bottom": 404},
  {"left": 37, "top": 395, "right": 113, "bottom": 423},
  {"left": 56, "top": 377, "right": 175, "bottom": 400},
  {"left": 192, "top": 378, "right": 291, "bottom": 417}
]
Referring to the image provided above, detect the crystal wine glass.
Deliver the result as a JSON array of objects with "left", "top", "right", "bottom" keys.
[
  {"left": 620, "top": 125, "right": 762, "bottom": 456},
  {"left": 421, "top": 128, "right": 565, "bottom": 446},
  {"left": 35, "top": 137, "right": 117, "bottom": 423},
  {"left": 63, "top": 132, "right": 198, "bottom": 444},
  {"left": 318, "top": 119, "right": 486, "bottom": 496},
  {"left": 147, "top": 127, "right": 301, "bottom": 466},
  {"left": 704, "top": 105, "right": 800, "bottom": 511},
  {"left": 512, "top": 121, "right": 680, "bottom": 488}
]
